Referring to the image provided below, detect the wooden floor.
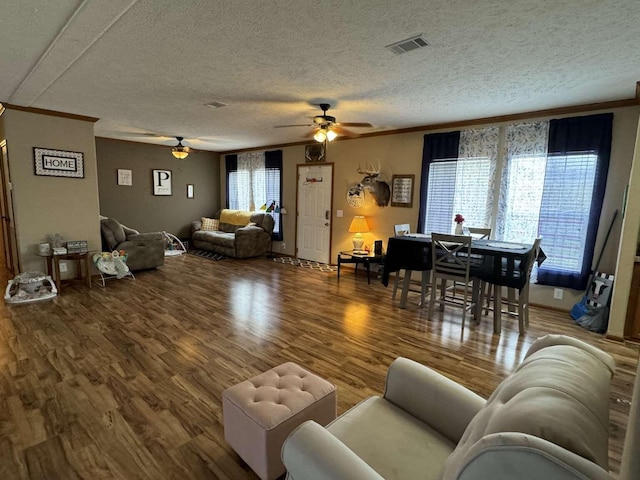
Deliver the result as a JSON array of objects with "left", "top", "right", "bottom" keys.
[{"left": 0, "top": 254, "right": 637, "bottom": 479}]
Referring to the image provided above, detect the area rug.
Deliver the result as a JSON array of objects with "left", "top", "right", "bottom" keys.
[
  {"left": 188, "top": 250, "right": 230, "bottom": 261},
  {"left": 273, "top": 256, "right": 337, "bottom": 272}
]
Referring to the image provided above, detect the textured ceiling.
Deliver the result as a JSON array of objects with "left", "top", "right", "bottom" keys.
[{"left": 2, "top": 0, "right": 640, "bottom": 152}]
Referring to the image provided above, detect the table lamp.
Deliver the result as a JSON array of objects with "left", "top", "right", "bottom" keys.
[{"left": 349, "top": 216, "right": 369, "bottom": 252}]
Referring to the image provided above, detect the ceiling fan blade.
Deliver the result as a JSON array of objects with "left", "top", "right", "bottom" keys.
[
  {"left": 303, "top": 128, "right": 320, "bottom": 138},
  {"left": 332, "top": 125, "right": 358, "bottom": 137},
  {"left": 337, "top": 122, "right": 373, "bottom": 128},
  {"left": 274, "top": 123, "right": 315, "bottom": 128}
]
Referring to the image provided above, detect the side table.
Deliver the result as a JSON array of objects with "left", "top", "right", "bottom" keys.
[
  {"left": 38, "top": 251, "right": 92, "bottom": 294},
  {"left": 337, "top": 250, "right": 385, "bottom": 284}
]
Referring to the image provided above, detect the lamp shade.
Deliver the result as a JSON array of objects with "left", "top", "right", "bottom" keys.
[
  {"left": 314, "top": 129, "right": 327, "bottom": 142},
  {"left": 349, "top": 216, "right": 369, "bottom": 233}
]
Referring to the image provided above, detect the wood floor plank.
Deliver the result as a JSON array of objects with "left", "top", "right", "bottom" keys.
[{"left": 0, "top": 254, "right": 637, "bottom": 478}]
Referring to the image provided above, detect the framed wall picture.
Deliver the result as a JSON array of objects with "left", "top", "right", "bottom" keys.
[
  {"left": 187, "top": 184, "right": 194, "bottom": 198},
  {"left": 390, "top": 174, "right": 414, "bottom": 208},
  {"left": 152, "top": 169, "right": 172, "bottom": 195},
  {"left": 34, "top": 147, "right": 84, "bottom": 178},
  {"left": 117, "top": 169, "right": 132, "bottom": 186},
  {"left": 305, "top": 143, "right": 325, "bottom": 163}
]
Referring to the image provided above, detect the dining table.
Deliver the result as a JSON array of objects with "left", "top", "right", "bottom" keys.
[{"left": 382, "top": 234, "right": 546, "bottom": 313}]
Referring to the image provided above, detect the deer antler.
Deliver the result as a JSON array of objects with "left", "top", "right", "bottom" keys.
[{"left": 357, "top": 161, "right": 381, "bottom": 175}]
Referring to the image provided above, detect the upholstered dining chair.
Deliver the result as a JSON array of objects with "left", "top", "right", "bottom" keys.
[
  {"left": 428, "top": 233, "right": 477, "bottom": 327},
  {"left": 479, "top": 237, "right": 543, "bottom": 334}
]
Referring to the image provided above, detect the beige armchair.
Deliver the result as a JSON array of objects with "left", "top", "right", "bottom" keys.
[{"left": 282, "top": 335, "right": 616, "bottom": 480}]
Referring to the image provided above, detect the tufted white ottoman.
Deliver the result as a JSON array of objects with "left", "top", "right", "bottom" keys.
[{"left": 222, "top": 362, "right": 336, "bottom": 480}]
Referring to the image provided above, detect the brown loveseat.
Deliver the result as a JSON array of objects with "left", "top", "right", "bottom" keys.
[{"left": 191, "top": 209, "right": 275, "bottom": 258}]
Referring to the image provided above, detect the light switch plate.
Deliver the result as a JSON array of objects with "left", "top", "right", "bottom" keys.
[{"left": 336, "top": 210, "right": 343, "bottom": 218}]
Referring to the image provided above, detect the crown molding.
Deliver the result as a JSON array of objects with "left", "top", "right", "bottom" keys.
[{"left": 0, "top": 103, "right": 99, "bottom": 123}]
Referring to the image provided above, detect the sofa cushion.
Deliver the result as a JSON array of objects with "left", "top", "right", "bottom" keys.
[
  {"left": 201, "top": 217, "right": 219, "bottom": 231},
  {"left": 442, "top": 342, "right": 614, "bottom": 477},
  {"left": 193, "top": 230, "right": 236, "bottom": 249},
  {"left": 100, "top": 218, "right": 126, "bottom": 251},
  {"left": 328, "top": 396, "right": 455, "bottom": 480},
  {"left": 220, "top": 209, "right": 253, "bottom": 226}
]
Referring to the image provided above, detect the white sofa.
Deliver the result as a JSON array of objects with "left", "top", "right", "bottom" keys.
[{"left": 282, "top": 335, "right": 616, "bottom": 480}]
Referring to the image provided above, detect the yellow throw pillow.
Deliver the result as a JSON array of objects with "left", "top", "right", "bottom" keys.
[{"left": 201, "top": 217, "right": 219, "bottom": 231}]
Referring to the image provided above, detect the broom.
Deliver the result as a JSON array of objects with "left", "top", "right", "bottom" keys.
[{"left": 570, "top": 209, "right": 618, "bottom": 320}]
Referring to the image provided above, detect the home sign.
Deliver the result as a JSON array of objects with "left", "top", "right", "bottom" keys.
[{"left": 33, "top": 147, "right": 84, "bottom": 178}]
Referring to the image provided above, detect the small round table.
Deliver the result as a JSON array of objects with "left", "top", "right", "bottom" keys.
[{"left": 337, "top": 250, "right": 386, "bottom": 284}]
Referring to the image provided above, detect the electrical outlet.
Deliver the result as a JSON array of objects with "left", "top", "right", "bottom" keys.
[
  {"left": 281, "top": 242, "right": 286, "bottom": 250},
  {"left": 59, "top": 262, "right": 68, "bottom": 273},
  {"left": 553, "top": 288, "right": 563, "bottom": 300}
]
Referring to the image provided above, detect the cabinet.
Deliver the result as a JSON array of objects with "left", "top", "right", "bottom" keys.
[{"left": 624, "top": 262, "right": 640, "bottom": 339}]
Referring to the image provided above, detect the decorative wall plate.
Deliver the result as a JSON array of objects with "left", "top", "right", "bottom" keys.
[{"left": 347, "top": 185, "right": 364, "bottom": 208}]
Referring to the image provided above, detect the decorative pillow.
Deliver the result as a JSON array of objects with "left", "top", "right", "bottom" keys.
[{"left": 201, "top": 217, "right": 219, "bottom": 231}]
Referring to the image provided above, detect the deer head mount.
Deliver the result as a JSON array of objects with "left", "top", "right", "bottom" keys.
[{"left": 357, "top": 161, "right": 390, "bottom": 207}]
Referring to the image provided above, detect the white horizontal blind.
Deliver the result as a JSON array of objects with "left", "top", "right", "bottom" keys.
[
  {"left": 424, "top": 158, "right": 492, "bottom": 234},
  {"left": 538, "top": 153, "right": 597, "bottom": 273},
  {"left": 228, "top": 153, "right": 281, "bottom": 235},
  {"left": 425, "top": 160, "right": 456, "bottom": 234}
]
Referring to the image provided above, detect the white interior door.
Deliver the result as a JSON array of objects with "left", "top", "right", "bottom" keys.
[{"left": 296, "top": 164, "right": 333, "bottom": 264}]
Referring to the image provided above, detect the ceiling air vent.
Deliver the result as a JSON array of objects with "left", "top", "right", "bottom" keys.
[
  {"left": 385, "top": 35, "right": 428, "bottom": 55},
  {"left": 205, "top": 101, "right": 228, "bottom": 109}
]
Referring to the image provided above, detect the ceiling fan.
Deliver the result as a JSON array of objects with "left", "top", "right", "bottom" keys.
[
  {"left": 171, "top": 136, "right": 193, "bottom": 159},
  {"left": 275, "top": 103, "right": 373, "bottom": 142}
]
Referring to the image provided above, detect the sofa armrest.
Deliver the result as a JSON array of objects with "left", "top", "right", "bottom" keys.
[
  {"left": 383, "top": 357, "right": 485, "bottom": 443},
  {"left": 282, "top": 421, "right": 384, "bottom": 480},
  {"left": 235, "top": 225, "right": 266, "bottom": 235},
  {"left": 125, "top": 232, "right": 165, "bottom": 244},
  {"left": 449, "top": 433, "right": 613, "bottom": 480},
  {"left": 525, "top": 335, "right": 616, "bottom": 374}
]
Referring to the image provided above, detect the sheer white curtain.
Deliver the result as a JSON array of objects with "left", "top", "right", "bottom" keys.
[
  {"left": 234, "top": 151, "right": 265, "bottom": 211},
  {"left": 455, "top": 127, "right": 499, "bottom": 230},
  {"left": 496, "top": 121, "right": 549, "bottom": 242}
]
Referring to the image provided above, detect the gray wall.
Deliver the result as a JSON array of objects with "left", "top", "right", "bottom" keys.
[{"left": 96, "top": 138, "right": 220, "bottom": 238}]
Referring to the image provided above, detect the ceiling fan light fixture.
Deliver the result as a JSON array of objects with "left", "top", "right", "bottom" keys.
[
  {"left": 314, "top": 129, "right": 327, "bottom": 143},
  {"left": 326, "top": 129, "right": 337, "bottom": 142},
  {"left": 171, "top": 136, "right": 189, "bottom": 159},
  {"left": 172, "top": 148, "right": 189, "bottom": 159}
]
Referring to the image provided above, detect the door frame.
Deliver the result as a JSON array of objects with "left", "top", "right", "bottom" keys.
[
  {"left": 295, "top": 162, "right": 334, "bottom": 264},
  {"left": 0, "top": 141, "right": 20, "bottom": 276}
]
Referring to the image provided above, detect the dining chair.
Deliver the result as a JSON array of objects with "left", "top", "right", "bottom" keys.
[
  {"left": 391, "top": 224, "right": 430, "bottom": 307},
  {"left": 452, "top": 227, "right": 491, "bottom": 296},
  {"left": 467, "top": 227, "right": 491, "bottom": 239},
  {"left": 428, "top": 233, "right": 477, "bottom": 327},
  {"left": 480, "top": 237, "right": 542, "bottom": 334}
]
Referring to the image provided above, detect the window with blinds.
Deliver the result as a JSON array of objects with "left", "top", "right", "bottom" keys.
[
  {"left": 228, "top": 158, "right": 281, "bottom": 236},
  {"left": 538, "top": 153, "right": 598, "bottom": 273},
  {"left": 424, "top": 157, "right": 492, "bottom": 234}
]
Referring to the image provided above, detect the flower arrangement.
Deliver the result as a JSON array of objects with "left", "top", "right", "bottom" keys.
[{"left": 454, "top": 213, "right": 465, "bottom": 224}]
